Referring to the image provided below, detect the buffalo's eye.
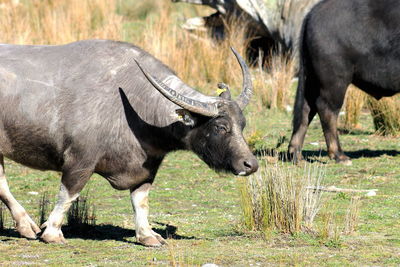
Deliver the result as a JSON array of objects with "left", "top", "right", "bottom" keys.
[{"left": 214, "top": 125, "right": 229, "bottom": 135}]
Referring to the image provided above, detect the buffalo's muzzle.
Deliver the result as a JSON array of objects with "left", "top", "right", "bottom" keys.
[{"left": 236, "top": 157, "right": 258, "bottom": 176}]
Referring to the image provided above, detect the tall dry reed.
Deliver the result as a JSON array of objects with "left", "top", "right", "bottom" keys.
[
  {"left": 252, "top": 50, "right": 296, "bottom": 111},
  {"left": 0, "top": 0, "right": 122, "bottom": 44},
  {"left": 130, "top": 2, "right": 250, "bottom": 95},
  {"left": 342, "top": 85, "right": 366, "bottom": 130},
  {"left": 366, "top": 96, "right": 400, "bottom": 136}
]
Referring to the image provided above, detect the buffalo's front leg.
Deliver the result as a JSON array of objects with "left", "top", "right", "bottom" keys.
[
  {"left": 41, "top": 166, "right": 93, "bottom": 243},
  {"left": 130, "top": 183, "right": 166, "bottom": 247},
  {"left": 0, "top": 155, "right": 40, "bottom": 239}
]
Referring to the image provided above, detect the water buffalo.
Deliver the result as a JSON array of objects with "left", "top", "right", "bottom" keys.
[
  {"left": 0, "top": 40, "right": 258, "bottom": 246},
  {"left": 288, "top": 0, "right": 400, "bottom": 164}
]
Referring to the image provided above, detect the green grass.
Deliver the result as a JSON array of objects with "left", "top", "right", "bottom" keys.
[
  {"left": 1, "top": 1, "right": 400, "bottom": 265},
  {"left": 1, "top": 107, "right": 400, "bottom": 266}
]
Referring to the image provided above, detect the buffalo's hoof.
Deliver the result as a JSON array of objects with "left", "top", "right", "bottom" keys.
[
  {"left": 138, "top": 232, "right": 167, "bottom": 247},
  {"left": 335, "top": 155, "right": 352, "bottom": 166},
  {"left": 138, "top": 236, "right": 163, "bottom": 247},
  {"left": 152, "top": 231, "right": 167, "bottom": 245},
  {"left": 287, "top": 146, "right": 303, "bottom": 163},
  {"left": 16, "top": 214, "right": 41, "bottom": 240},
  {"left": 288, "top": 152, "right": 303, "bottom": 164},
  {"left": 41, "top": 227, "right": 66, "bottom": 244}
]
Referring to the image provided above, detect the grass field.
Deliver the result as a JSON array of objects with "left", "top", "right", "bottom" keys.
[
  {"left": 1, "top": 0, "right": 400, "bottom": 266},
  {"left": 1, "top": 107, "right": 399, "bottom": 266}
]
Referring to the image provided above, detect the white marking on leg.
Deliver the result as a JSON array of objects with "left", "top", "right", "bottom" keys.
[
  {"left": 0, "top": 173, "right": 29, "bottom": 220},
  {"left": 41, "top": 184, "right": 79, "bottom": 242},
  {"left": 0, "top": 157, "right": 40, "bottom": 237},
  {"left": 130, "top": 184, "right": 153, "bottom": 239}
]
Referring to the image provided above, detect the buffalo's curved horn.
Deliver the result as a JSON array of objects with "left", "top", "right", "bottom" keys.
[
  {"left": 231, "top": 47, "right": 253, "bottom": 110},
  {"left": 135, "top": 60, "right": 219, "bottom": 117}
]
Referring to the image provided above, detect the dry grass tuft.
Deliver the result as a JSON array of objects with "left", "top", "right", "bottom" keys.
[
  {"left": 239, "top": 159, "right": 325, "bottom": 235},
  {"left": 366, "top": 96, "right": 400, "bottom": 136},
  {"left": 318, "top": 206, "right": 342, "bottom": 246},
  {"left": 0, "top": 0, "right": 122, "bottom": 44},
  {"left": 344, "top": 196, "right": 361, "bottom": 235},
  {"left": 342, "top": 85, "right": 366, "bottom": 130}
]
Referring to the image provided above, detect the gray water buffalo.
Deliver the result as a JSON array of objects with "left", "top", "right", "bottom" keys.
[
  {"left": 288, "top": 0, "right": 400, "bottom": 164},
  {"left": 0, "top": 40, "right": 258, "bottom": 247}
]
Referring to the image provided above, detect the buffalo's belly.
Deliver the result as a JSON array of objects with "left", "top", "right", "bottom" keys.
[
  {"left": 5, "top": 146, "right": 63, "bottom": 171},
  {"left": 354, "top": 56, "right": 400, "bottom": 98},
  {"left": 0, "top": 121, "right": 63, "bottom": 171}
]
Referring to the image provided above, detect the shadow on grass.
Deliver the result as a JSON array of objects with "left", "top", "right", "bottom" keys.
[
  {"left": 0, "top": 228, "right": 20, "bottom": 241},
  {"left": 62, "top": 222, "right": 197, "bottom": 244},
  {"left": 301, "top": 149, "right": 400, "bottom": 160},
  {"left": 253, "top": 148, "right": 400, "bottom": 163},
  {"left": 338, "top": 128, "right": 375, "bottom": 135},
  {"left": 0, "top": 222, "right": 197, "bottom": 245}
]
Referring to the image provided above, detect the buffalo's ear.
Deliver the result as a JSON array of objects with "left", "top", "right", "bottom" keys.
[{"left": 176, "top": 109, "right": 197, "bottom": 127}]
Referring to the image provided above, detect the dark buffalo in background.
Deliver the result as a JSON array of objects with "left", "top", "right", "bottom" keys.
[
  {"left": 0, "top": 40, "right": 257, "bottom": 247},
  {"left": 288, "top": 0, "right": 400, "bottom": 164}
]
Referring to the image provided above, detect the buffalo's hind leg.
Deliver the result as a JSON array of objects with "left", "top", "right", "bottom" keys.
[
  {"left": 0, "top": 154, "right": 41, "bottom": 239},
  {"left": 288, "top": 77, "right": 318, "bottom": 162},
  {"left": 316, "top": 80, "right": 352, "bottom": 165},
  {"left": 41, "top": 163, "right": 93, "bottom": 243},
  {"left": 131, "top": 183, "right": 166, "bottom": 247}
]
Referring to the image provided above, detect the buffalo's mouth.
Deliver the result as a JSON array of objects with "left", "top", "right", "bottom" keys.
[
  {"left": 231, "top": 157, "right": 259, "bottom": 176},
  {"left": 198, "top": 153, "right": 258, "bottom": 176},
  {"left": 232, "top": 169, "right": 256, "bottom": 176}
]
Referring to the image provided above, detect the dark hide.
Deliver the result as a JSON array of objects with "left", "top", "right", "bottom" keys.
[{"left": 288, "top": 0, "right": 400, "bottom": 163}]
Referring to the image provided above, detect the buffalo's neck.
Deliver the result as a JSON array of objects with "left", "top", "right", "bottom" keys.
[{"left": 136, "top": 122, "right": 190, "bottom": 155}]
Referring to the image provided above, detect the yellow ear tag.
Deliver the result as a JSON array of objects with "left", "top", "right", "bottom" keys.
[
  {"left": 177, "top": 114, "right": 183, "bottom": 120},
  {"left": 216, "top": 88, "right": 227, "bottom": 95}
]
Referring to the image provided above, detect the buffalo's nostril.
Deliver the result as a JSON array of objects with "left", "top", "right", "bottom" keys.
[
  {"left": 243, "top": 158, "right": 258, "bottom": 173},
  {"left": 244, "top": 160, "right": 253, "bottom": 169}
]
